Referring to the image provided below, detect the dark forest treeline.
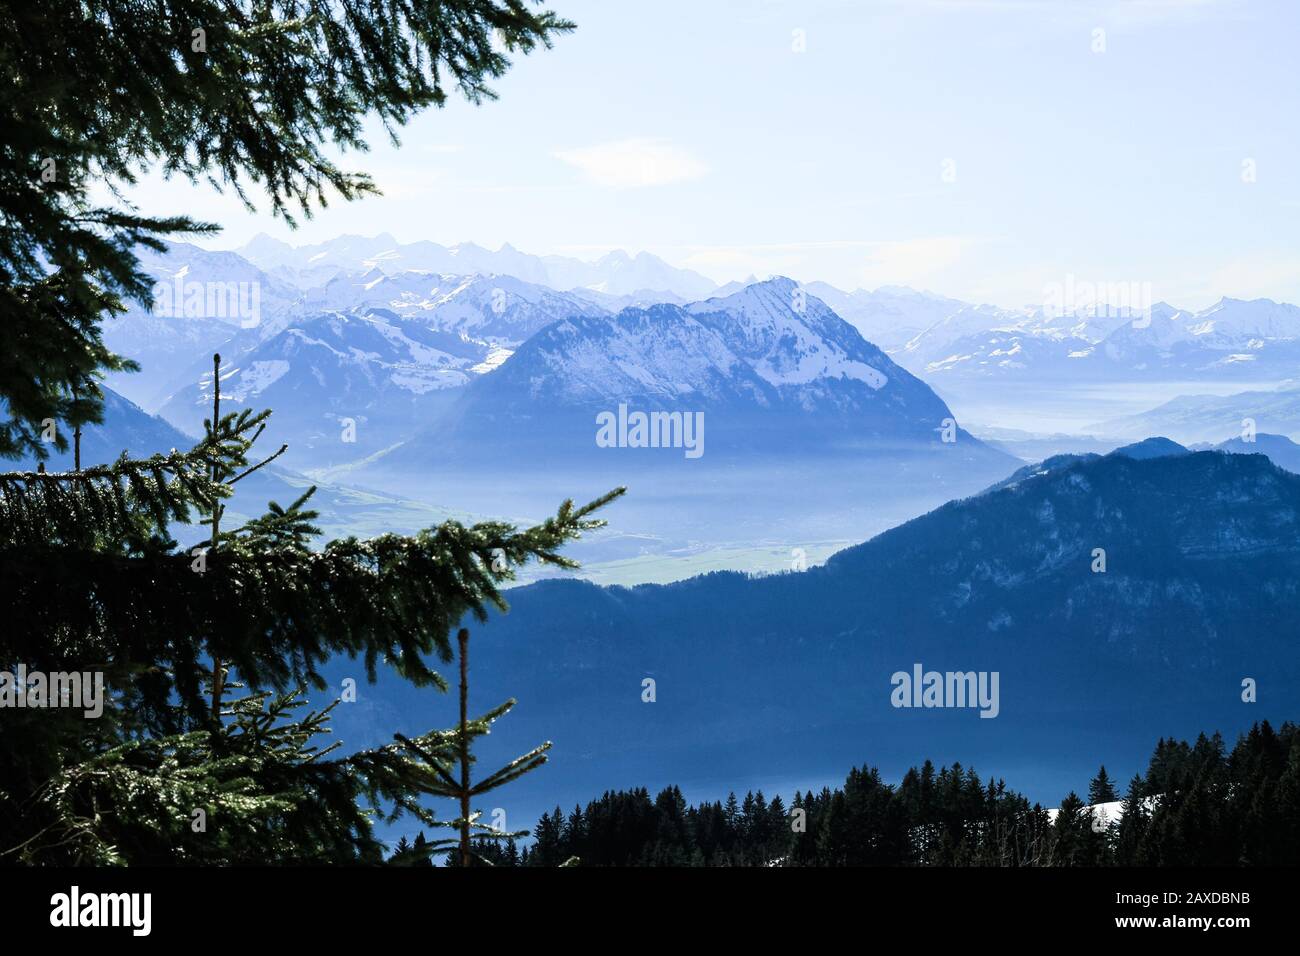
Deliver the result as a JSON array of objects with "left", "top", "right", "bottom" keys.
[{"left": 395, "top": 721, "right": 1300, "bottom": 866}]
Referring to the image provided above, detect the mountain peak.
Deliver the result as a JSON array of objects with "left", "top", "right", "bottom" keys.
[
  {"left": 1204, "top": 295, "right": 1285, "bottom": 312},
  {"left": 692, "top": 275, "right": 800, "bottom": 308},
  {"left": 1109, "top": 437, "right": 1189, "bottom": 460},
  {"left": 237, "top": 233, "right": 294, "bottom": 258}
]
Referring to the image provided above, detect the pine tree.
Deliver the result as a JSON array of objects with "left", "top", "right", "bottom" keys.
[
  {"left": 410, "top": 832, "right": 434, "bottom": 868},
  {"left": 0, "top": 383, "right": 622, "bottom": 862},
  {"left": 393, "top": 835, "right": 412, "bottom": 862},
  {"left": 0, "top": 0, "right": 602, "bottom": 867},
  {"left": 1088, "top": 765, "right": 1118, "bottom": 805},
  {"left": 530, "top": 810, "right": 562, "bottom": 868},
  {"left": 1051, "top": 792, "right": 1088, "bottom": 866},
  {"left": 562, "top": 804, "right": 586, "bottom": 859},
  {"left": 1114, "top": 774, "right": 1150, "bottom": 865},
  {"left": 1271, "top": 728, "right": 1300, "bottom": 864},
  {"left": 723, "top": 791, "right": 740, "bottom": 830},
  {"left": 815, "top": 790, "right": 848, "bottom": 866},
  {"left": 403, "top": 627, "right": 553, "bottom": 867},
  {"left": 766, "top": 794, "right": 788, "bottom": 863}
]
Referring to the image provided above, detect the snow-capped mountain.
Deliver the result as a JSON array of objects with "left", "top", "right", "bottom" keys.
[
  {"left": 508, "top": 276, "right": 958, "bottom": 429},
  {"left": 158, "top": 309, "right": 492, "bottom": 467},
  {"left": 312, "top": 271, "right": 610, "bottom": 344},
  {"left": 894, "top": 302, "right": 1036, "bottom": 370},
  {"left": 904, "top": 298, "right": 1300, "bottom": 384},
  {"left": 102, "top": 242, "right": 301, "bottom": 409},
  {"left": 565, "top": 286, "right": 689, "bottom": 312},
  {"left": 113, "top": 237, "right": 1300, "bottom": 416},
  {"left": 362, "top": 277, "right": 1009, "bottom": 474},
  {"left": 1185, "top": 297, "right": 1300, "bottom": 347},
  {"left": 803, "top": 282, "right": 974, "bottom": 351},
  {"left": 894, "top": 300, "right": 1162, "bottom": 377},
  {"left": 683, "top": 280, "right": 901, "bottom": 405},
  {"left": 1087, "top": 303, "right": 1197, "bottom": 360},
  {"left": 235, "top": 233, "right": 719, "bottom": 299}
]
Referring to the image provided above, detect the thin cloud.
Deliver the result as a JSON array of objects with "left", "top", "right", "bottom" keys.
[{"left": 553, "top": 138, "right": 708, "bottom": 188}]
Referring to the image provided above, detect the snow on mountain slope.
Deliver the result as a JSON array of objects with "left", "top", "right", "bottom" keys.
[
  {"left": 566, "top": 286, "right": 688, "bottom": 311},
  {"left": 362, "top": 277, "right": 1008, "bottom": 477},
  {"left": 313, "top": 272, "right": 609, "bottom": 344},
  {"left": 464, "top": 305, "right": 757, "bottom": 408},
  {"left": 909, "top": 298, "right": 1300, "bottom": 384},
  {"left": 1095, "top": 303, "right": 1195, "bottom": 357},
  {"left": 101, "top": 242, "right": 301, "bottom": 409},
  {"left": 897, "top": 303, "right": 1032, "bottom": 367},
  {"left": 470, "top": 276, "right": 939, "bottom": 417},
  {"left": 685, "top": 279, "right": 892, "bottom": 392},
  {"left": 780, "top": 284, "right": 955, "bottom": 352},
  {"left": 895, "top": 300, "right": 1162, "bottom": 375},
  {"left": 157, "top": 309, "right": 489, "bottom": 466},
  {"left": 1182, "top": 297, "right": 1300, "bottom": 346}
]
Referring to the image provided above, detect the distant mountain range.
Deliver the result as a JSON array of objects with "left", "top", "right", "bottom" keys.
[
  {"left": 1092, "top": 385, "right": 1300, "bottom": 444},
  {"left": 61, "top": 237, "right": 1039, "bottom": 559},
  {"left": 311, "top": 272, "right": 612, "bottom": 344},
  {"left": 236, "top": 233, "right": 719, "bottom": 300},
  {"left": 104, "top": 238, "right": 1300, "bottom": 427},
  {"left": 145, "top": 270, "right": 1016, "bottom": 505},
  {"left": 101, "top": 242, "right": 302, "bottom": 409},
  {"left": 316, "top": 444, "right": 1300, "bottom": 824},
  {"left": 327, "top": 277, "right": 1018, "bottom": 547},
  {"left": 904, "top": 298, "right": 1300, "bottom": 385},
  {"left": 788, "top": 282, "right": 967, "bottom": 351},
  {"left": 90, "top": 235, "right": 1300, "bottom": 547},
  {"left": 361, "top": 277, "right": 991, "bottom": 468},
  {"left": 158, "top": 309, "right": 498, "bottom": 467}
]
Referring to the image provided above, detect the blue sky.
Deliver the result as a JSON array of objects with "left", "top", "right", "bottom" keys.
[{"left": 124, "top": 0, "right": 1299, "bottom": 309}]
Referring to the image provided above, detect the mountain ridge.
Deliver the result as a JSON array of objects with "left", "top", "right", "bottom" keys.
[{"left": 315, "top": 447, "right": 1300, "bottom": 820}]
